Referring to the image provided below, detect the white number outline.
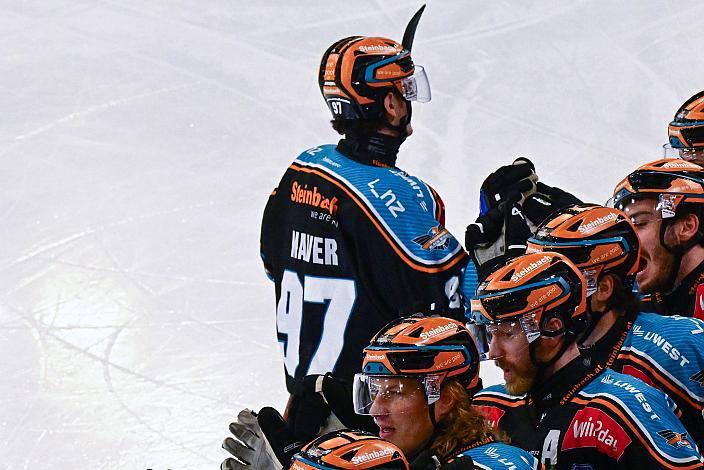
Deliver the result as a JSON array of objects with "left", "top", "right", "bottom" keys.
[{"left": 276, "top": 270, "right": 356, "bottom": 377}]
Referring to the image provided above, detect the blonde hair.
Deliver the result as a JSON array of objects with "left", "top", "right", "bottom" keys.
[{"left": 431, "top": 380, "right": 506, "bottom": 460}]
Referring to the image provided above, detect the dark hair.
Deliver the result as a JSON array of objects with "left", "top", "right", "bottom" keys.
[{"left": 330, "top": 118, "right": 384, "bottom": 136}]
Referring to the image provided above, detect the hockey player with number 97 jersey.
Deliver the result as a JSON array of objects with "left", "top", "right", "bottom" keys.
[{"left": 260, "top": 8, "right": 478, "bottom": 394}]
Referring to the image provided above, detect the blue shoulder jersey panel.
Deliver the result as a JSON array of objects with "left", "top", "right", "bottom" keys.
[
  {"left": 579, "top": 369, "right": 702, "bottom": 463},
  {"left": 464, "top": 442, "right": 540, "bottom": 470},
  {"left": 623, "top": 313, "right": 704, "bottom": 408},
  {"left": 292, "top": 145, "right": 466, "bottom": 270}
]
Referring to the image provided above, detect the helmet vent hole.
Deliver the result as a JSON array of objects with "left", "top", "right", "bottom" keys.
[
  {"left": 501, "top": 269, "right": 516, "bottom": 282},
  {"left": 568, "top": 220, "right": 583, "bottom": 232},
  {"left": 408, "top": 327, "right": 424, "bottom": 338},
  {"left": 341, "top": 450, "right": 357, "bottom": 462}
]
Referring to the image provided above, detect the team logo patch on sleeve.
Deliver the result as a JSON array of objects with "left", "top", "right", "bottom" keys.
[
  {"left": 412, "top": 225, "right": 451, "bottom": 250},
  {"left": 657, "top": 430, "right": 693, "bottom": 449},
  {"left": 562, "top": 407, "right": 631, "bottom": 460},
  {"left": 474, "top": 405, "right": 505, "bottom": 429}
]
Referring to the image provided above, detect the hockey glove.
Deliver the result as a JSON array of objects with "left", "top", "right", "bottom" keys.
[
  {"left": 479, "top": 157, "right": 538, "bottom": 216},
  {"left": 466, "top": 200, "right": 531, "bottom": 281},
  {"left": 221, "top": 408, "right": 282, "bottom": 470},
  {"left": 522, "top": 182, "right": 583, "bottom": 228},
  {"left": 440, "top": 454, "right": 476, "bottom": 469}
]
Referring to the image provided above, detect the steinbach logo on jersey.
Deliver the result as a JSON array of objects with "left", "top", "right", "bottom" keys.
[
  {"left": 657, "top": 430, "right": 693, "bottom": 449},
  {"left": 562, "top": 406, "right": 632, "bottom": 460},
  {"left": 412, "top": 225, "right": 451, "bottom": 250},
  {"left": 290, "top": 180, "right": 339, "bottom": 215}
]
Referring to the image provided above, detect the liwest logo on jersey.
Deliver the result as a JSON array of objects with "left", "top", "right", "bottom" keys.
[
  {"left": 291, "top": 181, "right": 339, "bottom": 215},
  {"left": 412, "top": 226, "right": 451, "bottom": 251},
  {"left": 562, "top": 406, "right": 631, "bottom": 460}
]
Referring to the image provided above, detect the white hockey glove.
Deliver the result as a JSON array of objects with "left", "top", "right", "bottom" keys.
[{"left": 221, "top": 408, "right": 282, "bottom": 470}]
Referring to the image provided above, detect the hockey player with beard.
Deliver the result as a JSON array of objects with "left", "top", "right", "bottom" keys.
[
  {"left": 222, "top": 315, "right": 540, "bottom": 469},
  {"left": 468, "top": 251, "right": 704, "bottom": 468},
  {"left": 472, "top": 204, "right": 704, "bottom": 451},
  {"left": 612, "top": 159, "right": 704, "bottom": 318}
]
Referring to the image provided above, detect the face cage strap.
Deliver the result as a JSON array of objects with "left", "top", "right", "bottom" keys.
[{"left": 528, "top": 312, "right": 575, "bottom": 380}]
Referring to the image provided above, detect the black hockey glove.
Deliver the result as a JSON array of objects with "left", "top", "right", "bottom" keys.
[
  {"left": 221, "top": 408, "right": 283, "bottom": 470},
  {"left": 440, "top": 454, "right": 475, "bottom": 469},
  {"left": 522, "top": 181, "right": 583, "bottom": 227},
  {"left": 466, "top": 200, "right": 531, "bottom": 281},
  {"left": 257, "top": 406, "right": 306, "bottom": 467},
  {"left": 479, "top": 157, "right": 538, "bottom": 215},
  {"left": 287, "top": 373, "right": 376, "bottom": 438}
]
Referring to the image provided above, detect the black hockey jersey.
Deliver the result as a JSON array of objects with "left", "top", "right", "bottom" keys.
[
  {"left": 261, "top": 144, "right": 477, "bottom": 392},
  {"left": 473, "top": 365, "right": 704, "bottom": 469}
]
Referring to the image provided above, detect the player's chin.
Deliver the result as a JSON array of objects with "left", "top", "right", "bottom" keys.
[{"left": 505, "top": 370, "right": 534, "bottom": 395}]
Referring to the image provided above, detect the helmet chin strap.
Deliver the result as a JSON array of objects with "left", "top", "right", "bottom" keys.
[
  {"left": 576, "top": 295, "right": 609, "bottom": 350},
  {"left": 658, "top": 217, "right": 701, "bottom": 293},
  {"left": 529, "top": 315, "right": 574, "bottom": 381}
]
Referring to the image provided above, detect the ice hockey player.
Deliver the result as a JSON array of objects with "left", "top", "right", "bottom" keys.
[
  {"left": 612, "top": 158, "right": 704, "bottom": 318},
  {"left": 289, "top": 429, "right": 410, "bottom": 469},
  {"left": 260, "top": 4, "right": 479, "bottom": 414},
  {"left": 508, "top": 203, "right": 704, "bottom": 449},
  {"left": 351, "top": 315, "right": 541, "bottom": 469},
  {"left": 468, "top": 251, "right": 704, "bottom": 468},
  {"left": 664, "top": 90, "right": 704, "bottom": 165},
  {"left": 221, "top": 315, "right": 541, "bottom": 469}
]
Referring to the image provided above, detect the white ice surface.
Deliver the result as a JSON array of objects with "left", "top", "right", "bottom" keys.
[{"left": 2, "top": 1, "right": 704, "bottom": 468}]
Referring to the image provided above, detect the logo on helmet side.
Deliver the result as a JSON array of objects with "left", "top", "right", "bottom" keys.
[
  {"left": 358, "top": 44, "right": 398, "bottom": 53},
  {"left": 578, "top": 212, "right": 619, "bottom": 233},
  {"left": 351, "top": 448, "right": 395, "bottom": 464},
  {"left": 510, "top": 255, "right": 552, "bottom": 283},
  {"left": 419, "top": 322, "right": 456, "bottom": 340}
]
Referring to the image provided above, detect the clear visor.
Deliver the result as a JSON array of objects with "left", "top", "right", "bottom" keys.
[
  {"left": 465, "top": 313, "right": 539, "bottom": 361},
  {"left": 607, "top": 191, "right": 679, "bottom": 222},
  {"left": 400, "top": 65, "right": 431, "bottom": 103},
  {"left": 352, "top": 373, "right": 440, "bottom": 416},
  {"left": 613, "top": 193, "right": 679, "bottom": 226},
  {"left": 663, "top": 143, "right": 704, "bottom": 164}
]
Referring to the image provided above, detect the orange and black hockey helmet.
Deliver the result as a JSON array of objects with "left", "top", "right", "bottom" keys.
[
  {"left": 318, "top": 6, "right": 430, "bottom": 121},
  {"left": 290, "top": 429, "right": 409, "bottom": 469},
  {"left": 527, "top": 204, "right": 641, "bottom": 296},
  {"left": 668, "top": 90, "right": 704, "bottom": 153},
  {"left": 353, "top": 315, "right": 480, "bottom": 414},
  {"left": 611, "top": 158, "right": 704, "bottom": 216},
  {"left": 468, "top": 252, "right": 587, "bottom": 358}
]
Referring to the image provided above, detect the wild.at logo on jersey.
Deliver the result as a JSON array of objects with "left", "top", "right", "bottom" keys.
[
  {"left": 290, "top": 180, "right": 338, "bottom": 215},
  {"left": 562, "top": 406, "right": 631, "bottom": 460}
]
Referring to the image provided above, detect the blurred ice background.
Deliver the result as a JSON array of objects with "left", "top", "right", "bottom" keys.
[{"left": 1, "top": 1, "right": 703, "bottom": 467}]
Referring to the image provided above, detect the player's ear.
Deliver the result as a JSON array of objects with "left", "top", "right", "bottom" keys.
[{"left": 383, "top": 92, "right": 405, "bottom": 125}]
